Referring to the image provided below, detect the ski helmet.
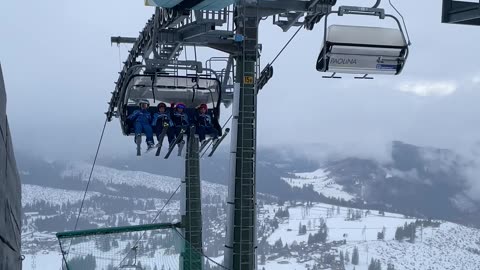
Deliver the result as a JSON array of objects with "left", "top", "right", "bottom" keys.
[
  {"left": 176, "top": 103, "right": 186, "bottom": 109},
  {"left": 138, "top": 99, "right": 150, "bottom": 106},
  {"left": 158, "top": 102, "right": 167, "bottom": 109},
  {"left": 199, "top": 104, "right": 208, "bottom": 110}
]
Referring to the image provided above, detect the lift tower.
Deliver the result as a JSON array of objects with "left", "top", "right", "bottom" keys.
[
  {"left": 224, "top": 2, "right": 259, "bottom": 270},
  {"left": 106, "top": 2, "right": 338, "bottom": 270}
]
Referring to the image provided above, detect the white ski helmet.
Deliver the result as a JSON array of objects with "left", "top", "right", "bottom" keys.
[{"left": 138, "top": 99, "right": 150, "bottom": 106}]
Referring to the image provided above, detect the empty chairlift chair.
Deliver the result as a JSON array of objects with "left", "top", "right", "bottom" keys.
[{"left": 316, "top": 6, "right": 410, "bottom": 78}]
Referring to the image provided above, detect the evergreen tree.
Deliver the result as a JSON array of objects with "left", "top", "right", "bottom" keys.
[
  {"left": 352, "top": 247, "right": 359, "bottom": 265},
  {"left": 339, "top": 251, "right": 344, "bottom": 265},
  {"left": 395, "top": 227, "right": 404, "bottom": 241},
  {"left": 274, "top": 238, "right": 283, "bottom": 249},
  {"left": 345, "top": 250, "right": 350, "bottom": 263},
  {"left": 387, "top": 263, "right": 395, "bottom": 270},
  {"left": 369, "top": 258, "right": 376, "bottom": 270},
  {"left": 260, "top": 253, "right": 266, "bottom": 265}
]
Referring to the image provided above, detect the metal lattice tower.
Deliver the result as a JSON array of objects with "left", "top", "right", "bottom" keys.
[
  {"left": 224, "top": 3, "right": 259, "bottom": 270},
  {"left": 182, "top": 131, "right": 203, "bottom": 270}
]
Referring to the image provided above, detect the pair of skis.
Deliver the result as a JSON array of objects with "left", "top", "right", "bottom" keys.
[
  {"left": 138, "top": 126, "right": 230, "bottom": 158},
  {"left": 199, "top": 128, "right": 230, "bottom": 157},
  {"left": 163, "top": 127, "right": 188, "bottom": 159},
  {"left": 154, "top": 123, "right": 171, "bottom": 157}
]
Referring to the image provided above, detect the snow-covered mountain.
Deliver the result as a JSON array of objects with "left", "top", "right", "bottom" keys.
[
  {"left": 279, "top": 141, "right": 480, "bottom": 227},
  {"left": 16, "top": 141, "right": 480, "bottom": 270}
]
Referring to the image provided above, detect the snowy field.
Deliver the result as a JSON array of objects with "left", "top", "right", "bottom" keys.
[{"left": 282, "top": 168, "right": 355, "bottom": 201}]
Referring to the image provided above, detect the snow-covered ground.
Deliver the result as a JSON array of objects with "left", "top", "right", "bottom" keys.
[
  {"left": 62, "top": 162, "right": 227, "bottom": 197},
  {"left": 264, "top": 203, "right": 480, "bottom": 270},
  {"left": 282, "top": 168, "right": 355, "bottom": 201},
  {"left": 20, "top": 163, "right": 480, "bottom": 270},
  {"left": 22, "top": 201, "right": 480, "bottom": 270}
]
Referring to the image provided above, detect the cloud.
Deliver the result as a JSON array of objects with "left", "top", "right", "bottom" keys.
[
  {"left": 472, "top": 74, "right": 480, "bottom": 85},
  {"left": 397, "top": 81, "right": 458, "bottom": 97}
]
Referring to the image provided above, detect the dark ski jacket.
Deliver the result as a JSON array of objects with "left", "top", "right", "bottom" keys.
[
  {"left": 172, "top": 111, "right": 189, "bottom": 127},
  {"left": 195, "top": 113, "right": 213, "bottom": 127},
  {"left": 152, "top": 112, "right": 173, "bottom": 127},
  {"left": 127, "top": 109, "right": 152, "bottom": 125}
]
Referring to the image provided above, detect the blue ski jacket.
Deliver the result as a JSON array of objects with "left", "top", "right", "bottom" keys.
[
  {"left": 127, "top": 109, "right": 152, "bottom": 124},
  {"left": 152, "top": 112, "right": 174, "bottom": 127},
  {"left": 195, "top": 113, "right": 213, "bottom": 127}
]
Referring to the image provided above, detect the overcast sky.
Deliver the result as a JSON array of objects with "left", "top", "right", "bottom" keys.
[{"left": 1, "top": 0, "right": 480, "bottom": 163}]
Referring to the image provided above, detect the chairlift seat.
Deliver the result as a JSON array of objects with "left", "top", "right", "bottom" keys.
[{"left": 317, "top": 25, "right": 408, "bottom": 75}]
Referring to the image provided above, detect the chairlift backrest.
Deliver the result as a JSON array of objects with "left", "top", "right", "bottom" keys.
[
  {"left": 125, "top": 75, "right": 221, "bottom": 108},
  {"left": 317, "top": 6, "right": 410, "bottom": 76}
]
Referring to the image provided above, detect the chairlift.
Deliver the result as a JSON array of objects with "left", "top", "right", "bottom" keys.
[
  {"left": 316, "top": 5, "right": 410, "bottom": 78},
  {"left": 117, "top": 72, "right": 224, "bottom": 138}
]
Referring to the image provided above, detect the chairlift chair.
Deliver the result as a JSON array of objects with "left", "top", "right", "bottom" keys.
[
  {"left": 316, "top": 6, "right": 410, "bottom": 78},
  {"left": 119, "top": 73, "right": 224, "bottom": 137}
]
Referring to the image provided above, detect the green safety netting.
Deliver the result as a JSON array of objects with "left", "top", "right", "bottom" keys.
[{"left": 56, "top": 223, "right": 210, "bottom": 270}]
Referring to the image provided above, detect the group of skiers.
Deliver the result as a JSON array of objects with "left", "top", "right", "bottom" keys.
[{"left": 127, "top": 100, "right": 219, "bottom": 154}]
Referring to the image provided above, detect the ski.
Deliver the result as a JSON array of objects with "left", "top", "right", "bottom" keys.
[
  {"left": 135, "top": 135, "right": 142, "bottom": 156},
  {"left": 199, "top": 138, "right": 212, "bottom": 153},
  {"left": 208, "top": 128, "right": 230, "bottom": 157},
  {"left": 155, "top": 124, "right": 170, "bottom": 156},
  {"left": 164, "top": 128, "right": 186, "bottom": 159}
]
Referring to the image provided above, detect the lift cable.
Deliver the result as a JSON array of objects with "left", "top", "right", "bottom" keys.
[
  {"left": 117, "top": 183, "right": 182, "bottom": 268},
  {"left": 270, "top": 26, "right": 302, "bottom": 65},
  {"left": 67, "top": 117, "right": 108, "bottom": 257}
]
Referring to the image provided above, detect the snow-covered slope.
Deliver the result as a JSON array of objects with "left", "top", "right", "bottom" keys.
[
  {"left": 262, "top": 203, "right": 480, "bottom": 270},
  {"left": 282, "top": 169, "right": 355, "bottom": 201},
  {"left": 61, "top": 162, "right": 227, "bottom": 197},
  {"left": 22, "top": 184, "right": 100, "bottom": 207},
  {"left": 343, "top": 222, "right": 480, "bottom": 270}
]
